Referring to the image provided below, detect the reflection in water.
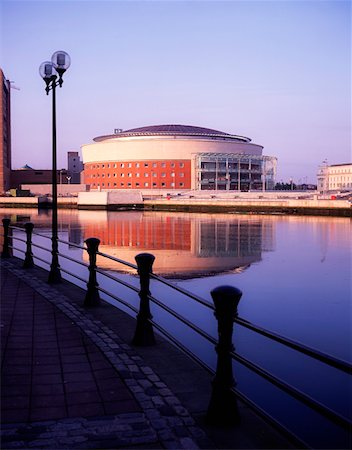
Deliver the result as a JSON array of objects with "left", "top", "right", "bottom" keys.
[{"left": 81, "top": 211, "right": 275, "bottom": 277}]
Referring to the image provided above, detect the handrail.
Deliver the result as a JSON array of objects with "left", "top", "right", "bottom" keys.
[
  {"left": 235, "top": 317, "right": 352, "bottom": 374},
  {"left": 2, "top": 221, "right": 351, "bottom": 444}
]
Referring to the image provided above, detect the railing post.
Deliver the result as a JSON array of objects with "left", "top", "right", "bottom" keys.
[
  {"left": 132, "top": 253, "right": 156, "bottom": 346},
  {"left": 23, "top": 222, "right": 34, "bottom": 268},
  {"left": 1, "top": 218, "right": 12, "bottom": 258},
  {"left": 84, "top": 238, "right": 101, "bottom": 307},
  {"left": 206, "top": 285, "right": 242, "bottom": 426}
]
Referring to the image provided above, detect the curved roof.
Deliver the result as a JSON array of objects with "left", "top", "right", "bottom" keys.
[{"left": 93, "top": 124, "right": 251, "bottom": 143}]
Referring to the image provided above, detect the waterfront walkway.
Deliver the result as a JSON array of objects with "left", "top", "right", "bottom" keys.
[{"left": 1, "top": 257, "right": 295, "bottom": 449}]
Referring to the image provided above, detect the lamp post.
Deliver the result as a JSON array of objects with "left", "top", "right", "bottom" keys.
[{"left": 39, "top": 51, "right": 71, "bottom": 283}]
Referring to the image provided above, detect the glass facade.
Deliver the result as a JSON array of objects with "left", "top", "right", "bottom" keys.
[{"left": 195, "top": 153, "right": 277, "bottom": 191}]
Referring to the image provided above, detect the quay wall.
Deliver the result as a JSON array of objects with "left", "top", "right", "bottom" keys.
[{"left": 0, "top": 195, "right": 351, "bottom": 217}]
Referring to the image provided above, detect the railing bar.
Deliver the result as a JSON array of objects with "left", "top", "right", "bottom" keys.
[
  {"left": 151, "top": 320, "right": 214, "bottom": 372},
  {"left": 150, "top": 273, "right": 214, "bottom": 309},
  {"left": 31, "top": 231, "right": 52, "bottom": 239},
  {"left": 231, "top": 350, "right": 351, "bottom": 430},
  {"left": 95, "top": 268, "right": 140, "bottom": 294},
  {"left": 57, "top": 252, "right": 89, "bottom": 268},
  {"left": 231, "top": 388, "right": 309, "bottom": 449},
  {"left": 10, "top": 246, "right": 25, "bottom": 254},
  {"left": 59, "top": 267, "right": 87, "bottom": 284},
  {"left": 57, "top": 238, "right": 86, "bottom": 250},
  {"left": 150, "top": 319, "right": 309, "bottom": 448},
  {"left": 32, "top": 255, "right": 51, "bottom": 266},
  {"left": 9, "top": 225, "right": 27, "bottom": 231},
  {"left": 97, "top": 250, "right": 137, "bottom": 270},
  {"left": 148, "top": 294, "right": 217, "bottom": 345},
  {"left": 11, "top": 237, "right": 26, "bottom": 244},
  {"left": 31, "top": 243, "right": 52, "bottom": 253},
  {"left": 235, "top": 317, "right": 352, "bottom": 374},
  {"left": 97, "top": 286, "right": 139, "bottom": 314}
]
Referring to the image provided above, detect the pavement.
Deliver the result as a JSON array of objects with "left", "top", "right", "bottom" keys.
[{"left": 1, "top": 257, "right": 296, "bottom": 449}]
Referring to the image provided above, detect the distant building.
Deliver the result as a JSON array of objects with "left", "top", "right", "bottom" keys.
[
  {"left": 0, "top": 69, "right": 11, "bottom": 194},
  {"left": 11, "top": 165, "right": 69, "bottom": 189},
  {"left": 82, "top": 124, "right": 277, "bottom": 191},
  {"left": 67, "top": 151, "right": 83, "bottom": 183},
  {"left": 317, "top": 163, "right": 352, "bottom": 193}
]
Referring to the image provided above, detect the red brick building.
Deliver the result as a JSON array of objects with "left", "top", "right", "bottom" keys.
[
  {"left": 0, "top": 69, "right": 11, "bottom": 194},
  {"left": 82, "top": 124, "right": 277, "bottom": 192}
]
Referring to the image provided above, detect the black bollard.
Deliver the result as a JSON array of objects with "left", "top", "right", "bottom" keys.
[
  {"left": 206, "top": 285, "right": 242, "bottom": 426},
  {"left": 23, "top": 223, "right": 34, "bottom": 268},
  {"left": 84, "top": 238, "right": 101, "bottom": 307},
  {"left": 132, "top": 253, "right": 156, "bottom": 346},
  {"left": 1, "top": 218, "right": 12, "bottom": 258}
]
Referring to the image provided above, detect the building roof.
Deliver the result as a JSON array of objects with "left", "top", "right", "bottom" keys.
[
  {"left": 19, "top": 164, "right": 34, "bottom": 170},
  {"left": 93, "top": 124, "right": 251, "bottom": 143}
]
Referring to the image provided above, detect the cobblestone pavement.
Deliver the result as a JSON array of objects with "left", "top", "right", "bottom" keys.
[{"left": 1, "top": 260, "right": 212, "bottom": 449}]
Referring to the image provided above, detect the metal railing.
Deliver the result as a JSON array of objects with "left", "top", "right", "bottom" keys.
[{"left": 1, "top": 219, "right": 351, "bottom": 447}]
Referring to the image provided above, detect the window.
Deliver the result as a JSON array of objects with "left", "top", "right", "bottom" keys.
[
  {"left": 127, "top": 182, "right": 132, "bottom": 187},
  {"left": 135, "top": 163, "right": 140, "bottom": 168},
  {"left": 179, "top": 182, "right": 184, "bottom": 187},
  {"left": 144, "top": 173, "right": 149, "bottom": 177},
  {"left": 121, "top": 163, "right": 124, "bottom": 168},
  {"left": 102, "top": 174, "right": 105, "bottom": 178},
  {"left": 107, "top": 164, "right": 110, "bottom": 168},
  {"left": 161, "top": 162, "right": 166, "bottom": 168},
  {"left": 136, "top": 173, "right": 140, "bottom": 178},
  {"left": 161, "top": 182, "right": 166, "bottom": 187},
  {"left": 128, "top": 163, "right": 132, "bottom": 168},
  {"left": 128, "top": 173, "right": 132, "bottom": 177},
  {"left": 102, "top": 164, "right": 105, "bottom": 168},
  {"left": 144, "top": 163, "right": 149, "bottom": 167},
  {"left": 161, "top": 173, "right": 166, "bottom": 177},
  {"left": 107, "top": 174, "right": 110, "bottom": 177},
  {"left": 121, "top": 173, "right": 125, "bottom": 177},
  {"left": 136, "top": 182, "right": 140, "bottom": 187},
  {"left": 171, "top": 182, "right": 175, "bottom": 187},
  {"left": 114, "top": 163, "right": 117, "bottom": 168},
  {"left": 153, "top": 182, "right": 157, "bottom": 186},
  {"left": 180, "top": 173, "right": 184, "bottom": 177},
  {"left": 171, "top": 172, "right": 175, "bottom": 177},
  {"left": 152, "top": 173, "right": 157, "bottom": 177},
  {"left": 114, "top": 173, "right": 117, "bottom": 177},
  {"left": 152, "top": 162, "right": 157, "bottom": 168},
  {"left": 121, "top": 182, "right": 124, "bottom": 186},
  {"left": 114, "top": 182, "right": 117, "bottom": 186},
  {"left": 179, "top": 162, "right": 184, "bottom": 168},
  {"left": 144, "top": 182, "right": 149, "bottom": 187},
  {"left": 171, "top": 162, "right": 175, "bottom": 167}
]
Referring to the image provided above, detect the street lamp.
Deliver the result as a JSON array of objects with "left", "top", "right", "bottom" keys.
[{"left": 39, "top": 51, "right": 71, "bottom": 283}]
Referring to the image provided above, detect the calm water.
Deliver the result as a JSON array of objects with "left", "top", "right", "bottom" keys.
[{"left": 1, "top": 208, "right": 351, "bottom": 448}]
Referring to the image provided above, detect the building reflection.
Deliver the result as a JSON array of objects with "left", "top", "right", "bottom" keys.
[
  {"left": 0, "top": 208, "right": 276, "bottom": 278},
  {"left": 80, "top": 211, "right": 275, "bottom": 277}
]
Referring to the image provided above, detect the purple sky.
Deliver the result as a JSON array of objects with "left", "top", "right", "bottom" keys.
[{"left": 1, "top": 0, "right": 350, "bottom": 183}]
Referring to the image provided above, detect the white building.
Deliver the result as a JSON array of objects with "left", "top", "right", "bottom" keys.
[{"left": 317, "top": 163, "right": 352, "bottom": 193}]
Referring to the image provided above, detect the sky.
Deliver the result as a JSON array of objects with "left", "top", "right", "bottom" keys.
[{"left": 0, "top": 0, "right": 350, "bottom": 183}]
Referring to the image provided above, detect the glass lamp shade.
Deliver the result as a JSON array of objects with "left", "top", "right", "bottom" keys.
[
  {"left": 51, "top": 51, "right": 71, "bottom": 71},
  {"left": 39, "top": 61, "right": 58, "bottom": 80}
]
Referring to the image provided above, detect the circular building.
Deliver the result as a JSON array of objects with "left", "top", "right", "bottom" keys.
[{"left": 82, "top": 124, "right": 276, "bottom": 191}]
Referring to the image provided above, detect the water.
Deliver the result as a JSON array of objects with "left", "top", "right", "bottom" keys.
[{"left": 1, "top": 208, "right": 351, "bottom": 447}]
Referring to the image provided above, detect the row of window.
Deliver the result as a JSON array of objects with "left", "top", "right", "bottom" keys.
[
  {"left": 89, "top": 162, "right": 185, "bottom": 169},
  {"left": 89, "top": 172, "right": 184, "bottom": 178},
  {"left": 91, "top": 182, "right": 185, "bottom": 188}
]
